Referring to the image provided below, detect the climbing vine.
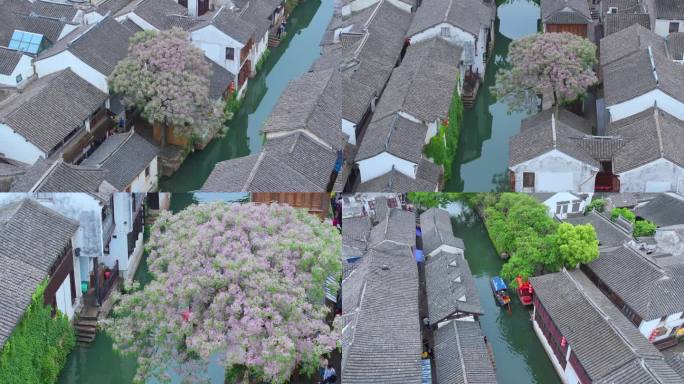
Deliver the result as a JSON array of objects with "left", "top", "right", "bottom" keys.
[
  {"left": 0, "top": 280, "right": 75, "bottom": 384},
  {"left": 423, "top": 78, "right": 463, "bottom": 183}
]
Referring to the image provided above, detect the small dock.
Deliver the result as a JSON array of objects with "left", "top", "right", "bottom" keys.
[{"left": 462, "top": 69, "right": 481, "bottom": 109}]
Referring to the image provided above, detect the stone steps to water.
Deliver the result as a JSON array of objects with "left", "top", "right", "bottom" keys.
[
  {"left": 268, "top": 35, "right": 281, "bottom": 48},
  {"left": 74, "top": 315, "right": 99, "bottom": 344}
]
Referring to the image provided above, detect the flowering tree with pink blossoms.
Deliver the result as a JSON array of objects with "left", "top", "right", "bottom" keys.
[
  {"left": 491, "top": 32, "right": 598, "bottom": 114},
  {"left": 105, "top": 202, "right": 342, "bottom": 384},
  {"left": 110, "top": 28, "right": 223, "bottom": 147}
]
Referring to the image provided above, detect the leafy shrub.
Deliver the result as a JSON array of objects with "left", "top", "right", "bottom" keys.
[
  {"left": 585, "top": 198, "right": 605, "bottom": 213},
  {"left": 0, "top": 281, "right": 75, "bottom": 384},
  {"left": 611, "top": 207, "right": 635, "bottom": 223},
  {"left": 633, "top": 220, "right": 657, "bottom": 237},
  {"left": 423, "top": 78, "right": 463, "bottom": 183}
]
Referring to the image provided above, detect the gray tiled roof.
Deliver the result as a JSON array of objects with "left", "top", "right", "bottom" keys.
[
  {"left": 128, "top": 0, "right": 202, "bottom": 31},
  {"left": 342, "top": 75, "right": 375, "bottom": 124},
  {"left": 369, "top": 207, "right": 416, "bottom": 248},
  {"left": 0, "top": 47, "right": 23, "bottom": 75},
  {"left": 420, "top": 207, "right": 465, "bottom": 256},
  {"left": 68, "top": 17, "right": 134, "bottom": 76},
  {"left": 98, "top": 0, "right": 135, "bottom": 15},
  {"left": 635, "top": 193, "right": 684, "bottom": 227},
  {"left": 374, "top": 37, "right": 462, "bottom": 123},
  {"left": 343, "top": 215, "right": 372, "bottom": 251},
  {"left": 0, "top": 1, "right": 31, "bottom": 46},
  {"left": 10, "top": 158, "right": 107, "bottom": 193},
  {"left": 426, "top": 250, "right": 482, "bottom": 324},
  {"left": 341, "top": 243, "right": 423, "bottom": 383},
  {"left": 603, "top": 13, "right": 651, "bottom": 36},
  {"left": 667, "top": 32, "right": 684, "bottom": 60},
  {"left": 601, "top": 0, "right": 644, "bottom": 16},
  {"left": 202, "top": 132, "right": 337, "bottom": 192},
  {"left": 208, "top": 59, "right": 234, "bottom": 99},
  {"left": 30, "top": 1, "right": 78, "bottom": 21},
  {"left": 15, "top": 13, "right": 71, "bottom": 44},
  {"left": 531, "top": 269, "right": 680, "bottom": 383},
  {"left": 82, "top": 131, "right": 158, "bottom": 190},
  {"left": 588, "top": 244, "right": 684, "bottom": 320},
  {"left": 206, "top": 5, "right": 256, "bottom": 44},
  {"left": 356, "top": 113, "right": 427, "bottom": 163},
  {"left": 357, "top": 160, "right": 442, "bottom": 192},
  {"left": 599, "top": 24, "right": 667, "bottom": 66},
  {"left": 602, "top": 47, "right": 684, "bottom": 105},
  {"left": 653, "top": 0, "right": 684, "bottom": 19},
  {"left": 407, "top": 0, "right": 495, "bottom": 37},
  {"left": 566, "top": 210, "right": 632, "bottom": 247},
  {"left": 234, "top": 0, "right": 280, "bottom": 36},
  {"left": 0, "top": 69, "right": 108, "bottom": 153},
  {"left": 262, "top": 69, "right": 345, "bottom": 150},
  {"left": 0, "top": 198, "right": 79, "bottom": 349},
  {"left": 433, "top": 320, "right": 497, "bottom": 384},
  {"left": 542, "top": 0, "right": 592, "bottom": 21},
  {"left": 607, "top": 108, "right": 684, "bottom": 173},
  {"left": 509, "top": 108, "right": 599, "bottom": 167}
]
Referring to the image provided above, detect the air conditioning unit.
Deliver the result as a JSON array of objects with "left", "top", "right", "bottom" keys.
[{"left": 607, "top": 7, "right": 618, "bottom": 14}]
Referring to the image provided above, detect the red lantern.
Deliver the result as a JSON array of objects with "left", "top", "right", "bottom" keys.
[
  {"left": 561, "top": 336, "right": 567, "bottom": 348},
  {"left": 443, "top": 119, "right": 449, "bottom": 127},
  {"left": 228, "top": 81, "right": 235, "bottom": 95},
  {"left": 182, "top": 308, "right": 192, "bottom": 322}
]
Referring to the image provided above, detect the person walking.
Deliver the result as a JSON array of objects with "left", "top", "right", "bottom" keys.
[{"left": 322, "top": 361, "right": 337, "bottom": 384}]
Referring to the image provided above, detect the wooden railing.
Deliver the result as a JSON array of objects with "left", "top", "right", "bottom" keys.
[{"left": 98, "top": 260, "right": 119, "bottom": 304}]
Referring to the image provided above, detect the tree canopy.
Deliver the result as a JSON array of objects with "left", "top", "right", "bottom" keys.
[
  {"left": 408, "top": 192, "right": 463, "bottom": 210},
  {"left": 105, "top": 202, "right": 342, "bottom": 384},
  {"left": 109, "top": 28, "right": 224, "bottom": 146},
  {"left": 481, "top": 194, "right": 599, "bottom": 284},
  {"left": 491, "top": 32, "right": 598, "bottom": 113}
]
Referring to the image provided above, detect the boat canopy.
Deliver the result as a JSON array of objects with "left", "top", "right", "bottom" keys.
[
  {"left": 414, "top": 249, "right": 424, "bottom": 263},
  {"left": 492, "top": 276, "right": 507, "bottom": 291}
]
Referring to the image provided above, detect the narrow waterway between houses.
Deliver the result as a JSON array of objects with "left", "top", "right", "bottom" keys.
[
  {"left": 445, "top": 0, "right": 540, "bottom": 191},
  {"left": 444, "top": 201, "right": 560, "bottom": 384},
  {"left": 57, "top": 193, "right": 248, "bottom": 384},
  {"left": 159, "top": 0, "right": 333, "bottom": 192}
]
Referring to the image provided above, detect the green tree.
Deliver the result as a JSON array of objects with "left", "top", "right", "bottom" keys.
[
  {"left": 633, "top": 220, "right": 657, "bottom": 237},
  {"left": 408, "top": 192, "right": 462, "bottom": 210},
  {"left": 555, "top": 223, "right": 599, "bottom": 268}
]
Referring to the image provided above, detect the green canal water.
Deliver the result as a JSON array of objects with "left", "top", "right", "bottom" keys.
[
  {"left": 57, "top": 193, "right": 250, "bottom": 384},
  {"left": 159, "top": 0, "right": 333, "bottom": 192},
  {"left": 445, "top": 201, "right": 560, "bottom": 384},
  {"left": 445, "top": 0, "right": 540, "bottom": 192}
]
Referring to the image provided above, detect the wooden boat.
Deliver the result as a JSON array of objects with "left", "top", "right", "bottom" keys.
[
  {"left": 491, "top": 276, "right": 511, "bottom": 306},
  {"left": 515, "top": 276, "right": 534, "bottom": 306}
]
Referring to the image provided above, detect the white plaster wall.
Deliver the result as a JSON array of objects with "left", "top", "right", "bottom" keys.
[
  {"left": 541, "top": 192, "right": 591, "bottom": 218},
  {"left": 654, "top": 19, "right": 684, "bottom": 37},
  {"left": 618, "top": 158, "right": 684, "bottom": 192},
  {"left": 191, "top": 25, "right": 244, "bottom": 75},
  {"left": 125, "top": 13, "right": 159, "bottom": 31},
  {"left": 59, "top": 24, "right": 79, "bottom": 39},
  {"left": 425, "top": 120, "right": 439, "bottom": 144},
  {"left": 410, "top": 23, "right": 485, "bottom": 74},
  {"left": 127, "top": 157, "right": 159, "bottom": 192},
  {"left": 427, "top": 244, "right": 463, "bottom": 258},
  {"left": 0, "top": 123, "right": 46, "bottom": 164},
  {"left": 357, "top": 152, "right": 417, "bottom": 182},
  {"left": 655, "top": 226, "right": 684, "bottom": 258},
  {"left": 608, "top": 90, "right": 684, "bottom": 122},
  {"left": 342, "top": 119, "right": 357, "bottom": 145},
  {"left": 0, "top": 55, "right": 33, "bottom": 87},
  {"left": 511, "top": 150, "right": 597, "bottom": 193},
  {"left": 251, "top": 31, "right": 269, "bottom": 73},
  {"left": 84, "top": 11, "right": 105, "bottom": 25},
  {"left": 55, "top": 276, "right": 74, "bottom": 319},
  {"left": 639, "top": 313, "right": 684, "bottom": 342},
  {"left": 532, "top": 315, "right": 578, "bottom": 383},
  {"left": 34, "top": 51, "right": 109, "bottom": 93}
]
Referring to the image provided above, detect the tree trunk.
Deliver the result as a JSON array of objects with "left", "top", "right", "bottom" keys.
[{"left": 155, "top": 121, "right": 167, "bottom": 148}]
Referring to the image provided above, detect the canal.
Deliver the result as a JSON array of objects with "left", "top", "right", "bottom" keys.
[
  {"left": 444, "top": 200, "right": 560, "bottom": 384},
  {"left": 57, "top": 193, "right": 248, "bottom": 384},
  {"left": 445, "top": 0, "right": 540, "bottom": 192},
  {"left": 159, "top": 0, "right": 334, "bottom": 192}
]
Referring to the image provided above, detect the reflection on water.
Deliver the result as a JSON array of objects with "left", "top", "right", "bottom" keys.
[
  {"left": 159, "top": 0, "right": 332, "bottom": 192},
  {"left": 446, "top": 0, "right": 540, "bottom": 191},
  {"left": 447, "top": 201, "right": 561, "bottom": 384}
]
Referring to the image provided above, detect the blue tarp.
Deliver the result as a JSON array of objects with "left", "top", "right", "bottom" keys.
[
  {"left": 416, "top": 227, "right": 422, "bottom": 237},
  {"left": 415, "top": 249, "right": 424, "bottom": 263},
  {"left": 491, "top": 276, "right": 507, "bottom": 292},
  {"left": 421, "top": 359, "right": 432, "bottom": 384}
]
